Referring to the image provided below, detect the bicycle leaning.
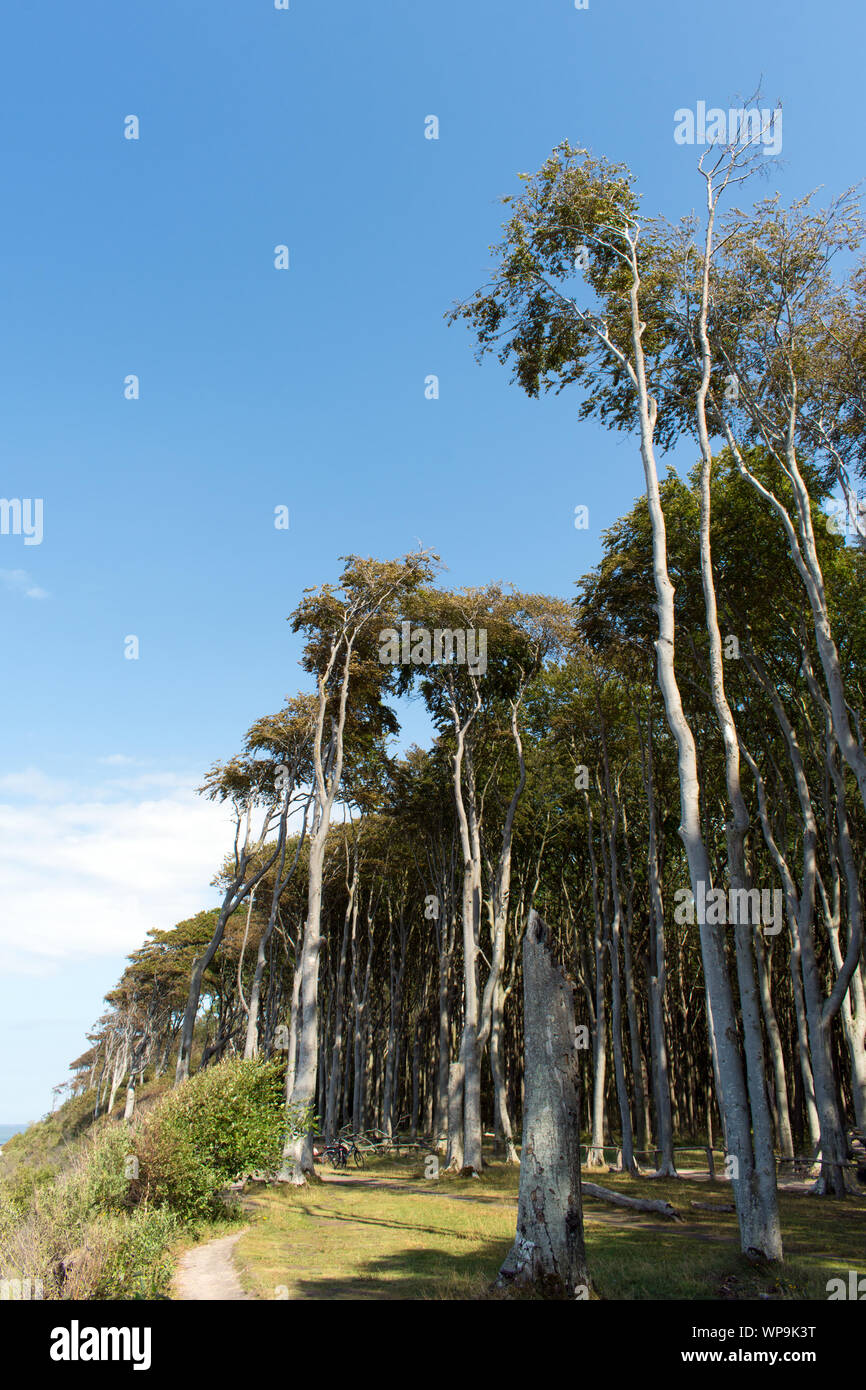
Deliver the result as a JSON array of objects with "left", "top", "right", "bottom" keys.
[{"left": 321, "top": 1137, "right": 366, "bottom": 1169}]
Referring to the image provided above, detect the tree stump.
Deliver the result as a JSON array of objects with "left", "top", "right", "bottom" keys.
[{"left": 497, "top": 910, "right": 589, "bottom": 1298}]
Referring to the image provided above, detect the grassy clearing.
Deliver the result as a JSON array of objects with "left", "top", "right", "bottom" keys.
[
  {"left": 7, "top": 1092, "right": 864, "bottom": 1301},
  {"left": 233, "top": 1157, "right": 866, "bottom": 1301},
  {"left": 235, "top": 1160, "right": 515, "bottom": 1300}
]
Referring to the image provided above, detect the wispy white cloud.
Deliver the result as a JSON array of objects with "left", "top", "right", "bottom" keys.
[
  {"left": 0, "top": 769, "right": 237, "bottom": 973},
  {"left": 0, "top": 569, "right": 49, "bottom": 600}
]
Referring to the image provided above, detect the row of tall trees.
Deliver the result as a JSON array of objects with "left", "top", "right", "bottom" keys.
[
  {"left": 71, "top": 463, "right": 864, "bottom": 1213},
  {"left": 68, "top": 120, "right": 866, "bottom": 1278}
]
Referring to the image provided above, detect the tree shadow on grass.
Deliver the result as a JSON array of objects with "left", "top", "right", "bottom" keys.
[
  {"left": 289, "top": 1197, "right": 497, "bottom": 1243},
  {"left": 288, "top": 1235, "right": 514, "bottom": 1301},
  {"left": 323, "top": 1174, "right": 518, "bottom": 1208}
]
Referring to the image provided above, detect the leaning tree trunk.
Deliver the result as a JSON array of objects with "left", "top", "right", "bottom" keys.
[
  {"left": 497, "top": 910, "right": 588, "bottom": 1299},
  {"left": 694, "top": 247, "right": 782, "bottom": 1251},
  {"left": 638, "top": 417, "right": 779, "bottom": 1254},
  {"left": 123, "top": 1072, "right": 137, "bottom": 1123},
  {"left": 490, "top": 980, "right": 519, "bottom": 1163},
  {"left": 107, "top": 1037, "right": 130, "bottom": 1116}
]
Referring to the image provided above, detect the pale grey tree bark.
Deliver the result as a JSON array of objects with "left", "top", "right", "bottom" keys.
[
  {"left": 620, "top": 823, "right": 651, "bottom": 1154},
  {"left": 284, "top": 944, "right": 302, "bottom": 1099},
  {"left": 324, "top": 834, "right": 359, "bottom": 1139},
  {"left": 349, "top": 894, "right": 375, "bottom": 1137},
  {"left": 476, "top": 697, "right": 527, "bottom": 1163},
  {"left": 739, "top": 661, "right": 849, "bottom": 1193},
  {"left": 598, "top": 735, "right": 638, "bottom": 1175},
  {"left": 445, "top": 1058, "right": 465, "bottom": 1172},
  {"left": 755, "top": 936, "right": 795, "bottom": 1160},
  {"left": 637, "top": 711, "right": 677, "bottom": 1176},
  {"left": 489, "top": 980, "right": 518, "bottom": 1163},
  {"left": 382, "top": 898, "right": 408, "bottom": 1138},
  {"left": 107, "top": 1030, "right": 131, "bottom": 1115},
  {"left": 447, "top": 681, "right": 484, "bottom": 1173},
  {"left": 739, "top": 736, "right": 822, "bottom": 1151},
  {"left": 583, "top": 793, "right": 607, "bottom": 1168},
  {"left": 718, "top": 417, "right": 866, "bottom": 820},
  {"left": 693, "top": 161, "right": 782, "bottom": 1249},
  {"left": 281, "top": 632, "right": 358, "bottom": 1182},
  {"left": 425, "top": 841, "right": 457, "bottom": 1151},
  {"left": 803, "top": 652, "right": 866, "bottom": 1136},
  {"left": 244, "top": 796, "right": 311, "bottom": 1060},
  {"left": 176, "top": 794, "right": 285, "bottom": 1084},
  {"left": 611, "top": 223, "right": 782, "bottom": 1256},
  {"left": 497, "top": 910, "right": 588, "bottom": 1298}
]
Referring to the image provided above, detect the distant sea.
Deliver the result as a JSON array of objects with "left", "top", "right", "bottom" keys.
[{"left": 0, "top": 1123, "right": 30, "bottom": 1146}]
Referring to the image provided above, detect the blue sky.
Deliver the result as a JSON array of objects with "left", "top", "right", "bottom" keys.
[{"left": 0, "top": 0, "right": 862, "bottom": 1120}]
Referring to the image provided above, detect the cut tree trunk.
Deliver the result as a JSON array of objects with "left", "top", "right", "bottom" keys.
[{"left": 497, "top": 910, "right": 588, "bottom": 1298}]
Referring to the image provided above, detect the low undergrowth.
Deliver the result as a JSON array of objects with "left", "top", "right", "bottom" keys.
[{"left": 0, "top": 1057, "right": 308, "bottom": 1299}]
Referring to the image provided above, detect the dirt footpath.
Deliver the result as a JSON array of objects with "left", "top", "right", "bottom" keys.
[{"left": 173, "top": 1230, "right": 252, "bottom": 1300}]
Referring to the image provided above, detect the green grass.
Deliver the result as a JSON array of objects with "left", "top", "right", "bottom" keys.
[
  {"left": 582, "top": 1172, "right": 866, "bottom": 1299},
  {"left": 7, "top": 1093, "right": 864, "bottom": 1301},
  {"left": 235, "top": 1160, "right": 515, "bottom": 1300},
  {"left": 232, "top": 1157, "right": 866, "bottom": 1301}
]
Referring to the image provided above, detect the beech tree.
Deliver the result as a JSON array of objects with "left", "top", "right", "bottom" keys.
[
  {"left": 450, "top": 140, "right": 783, "bottom": 1255},
  {"left": 72, "top": 493, "right": 863, "bottom": 1225},
  {"left": 174, "top": 737, "right": 299, "bottom": 1084},
  {"left": 279, "top": 552, "right": 438, "bottom": 1183},
  {"left": 65, "top": 136, "right": 865, "bottom": 1242}
]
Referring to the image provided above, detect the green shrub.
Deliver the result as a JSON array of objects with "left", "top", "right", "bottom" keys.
[
  {"left": 131, "top": 1057, "right": 313, "bottom": 1217},
  {"left": 0, "top": 1164, "right": 55, "bottom": 1220},
  {"left": 79, "top": 1125, "right": 136, "bottom": 1215},
  {"left": 94, "top": 1208, "right": 180, "bottom": 1300},
  {"left": 163, "top": 1057, "right": 288, "bottom": 1181},
  {"left": 133, "top": 1112, "right": 220, "bottom": 1220},
  {"left": 0, "top": 1056, "right": 318, "bottom": 1298}
]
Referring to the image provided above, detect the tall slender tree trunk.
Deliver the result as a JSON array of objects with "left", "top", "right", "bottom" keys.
[
  {"left": 585, "top": 796, "right": 607, "bottom": 1168},
  {"left": 694, "top": 191, "right": 781, "bottom": 1251},
  {"left": 490, "top": 980, "right": 519, "bottom": 1162},
  {"left": 626, "top": 251, "right": 781, "bottom": 1256},
  {"left": 435, "top": 944, "right": 451, "bottom": 1150},
  {"left": 755, "top": 937, "right": 795, "bottom": 1160},
  {"left": 324, "top": 861, "right": 357, "bottom": 1140},
  {"left": 639, "top": 713, "right": 677, "bottom": 1176},
  {"left": 281, "top": 830, "right": 326, "bottom": 1181}
]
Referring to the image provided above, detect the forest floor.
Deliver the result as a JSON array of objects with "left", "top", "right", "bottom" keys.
[{"left": 220, "top": 1155, "right": 866, "bottom": 1301}]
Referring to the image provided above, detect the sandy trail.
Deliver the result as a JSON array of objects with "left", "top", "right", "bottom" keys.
[{"left": 173, "top": 1230, "right": 252, "bottom": 1300}]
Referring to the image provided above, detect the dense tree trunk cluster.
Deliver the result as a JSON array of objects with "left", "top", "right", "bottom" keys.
[
  {"left": 69, "top": 478, "right": 865, "bottom": 1236},
  {"left": 65, "top": 134, "right": 866, "bottom": 1286}
]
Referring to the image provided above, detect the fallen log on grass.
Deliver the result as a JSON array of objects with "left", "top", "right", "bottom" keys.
[
  {"left": 690, "top": 1199, "right": 734, "bottom": 1213},
  {"left": 582, "top": 1181, "right": 681, "bottom": 1221}
]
